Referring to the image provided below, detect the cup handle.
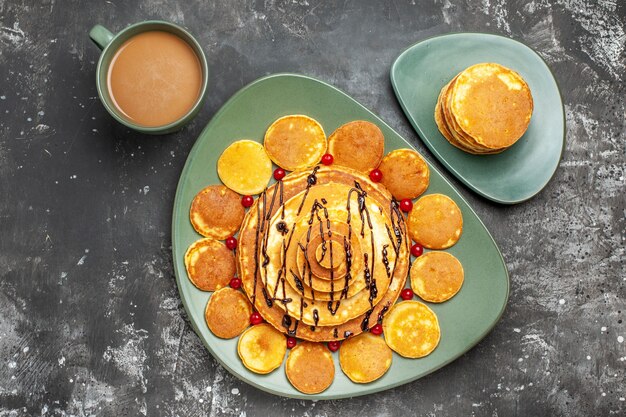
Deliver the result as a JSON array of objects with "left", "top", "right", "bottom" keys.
[{"left": 89, "top": 24, "right": 115, "bottom": 50}]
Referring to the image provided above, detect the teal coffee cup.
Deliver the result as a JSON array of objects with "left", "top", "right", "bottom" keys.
[{"left": 89, "top": 21, "right": 208, "bottom": 135}]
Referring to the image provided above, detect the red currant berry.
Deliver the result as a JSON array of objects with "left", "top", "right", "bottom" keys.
[
  {"left": 410, "top": 243, "right": 424, "bottom": 257},
  {"left": 286, "top": 337, "right": 297, "bottom": 349},
  {"left": 400, "top": 199, "right": 413, "bottom": 212},
  {"left": 250, "top": 312, "right": 263, "bottom": 325},
  {"left": 369, "top": 168, "right": 383, "bottom": 182},
  {"left": 225, "top": 236, "right": 237, "bottom": 250},
  {"left": 273, "top": 168, "right": 286, "bottom": 180},
  {"left": 229, "top": 277, "right": 242, "bottom": 289},
  {"left": 370, "top": 323, "right": 383, "bottom": 336},
  {"left": 327, "top": 341, "right": 340, "bottom": 352},
  {"left": 241, "top": 195, "right": 254, "bottom": 208},
  {"left": 400, "top": 288, "right": 414, "bottom": 300},
  {"left": 321, "top": 153, "right": 334, "bottom": 165}
]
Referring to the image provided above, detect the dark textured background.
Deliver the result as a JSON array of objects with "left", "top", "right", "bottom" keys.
[{"left": 1, "top": 1, "right": 624, "bottom": 416}]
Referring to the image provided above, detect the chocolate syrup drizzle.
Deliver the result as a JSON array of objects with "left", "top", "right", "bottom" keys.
[
  {"left": 382, "top": 244, "right": 391, "bottom": 278},
  {"left": 282, "top": 313, "right": 299, "bottom": 336},
  {"left": 261, "top": 287, "right": 273, "bottom": 307},
  {"left": 360, "top": 308, "right": 374, "bottom": 331},
  {"left": 296, "top": 166, "right": 320, "bottom": 216},
  {"left": 359, "top": 198, "right": 408, "bottom": 331},
  {"left": 276, "top": 221, "right": 289, "bottom": 235},
  {"left": 377, "top": 301, "right": 391, "bottom": 324},
  {"left": 250, "top": 190, "right": 265, "bottom": 305},
  {"left": 290, "top": 269, "right": 304, "bottom": 293}
]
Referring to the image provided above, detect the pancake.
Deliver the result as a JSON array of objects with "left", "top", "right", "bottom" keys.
[
  {"left": 189, "top": 185, "right": 244, "bottom": 239},
  {"left": 237, "top": 165, "right": 410, "bottom": 342},
  {"left": 237, "top": 323, "right": 286, "bottom": 374},
  {"left": 184, "top": 238, "right": 235, "bottom": 291},
  {"left": 435, "top": 63, "right": 532, "bottom": 154},
  {"left": 436, "top": 82, "right": 502, "bottom": 155},
  {"left": 378, "top": 149, "right": 430, "bottom": 200},
  {"left": 382, "top": 300, "right": 440, "bottom": 358},
  {"left": 339, "top": 332, "right": 392, "bottom": 383},
  {"left": 407, "top": 194, "right": 463, "bottom": 249},
  {"left": 327, "top": 120, "right": 385, "bottom": 172},
  {"left": 410, "top": 251, "right": 464, "bottom": 303},
  {"left": 442, "top": 77, "right": 506, "bottom": 154},
  {"left": 285, "top": 342, "right": 335, "bottom": 394},
  {"left": 205, "top": 287, "right": 252, "bottom": 338},
  {"left": 264, "top": 115, "right": 327, "bottom": 171},
  {"left": 449, "top": 63, "right": 533, "bottom": 150},
  {"left": 217, "top": 140, "right": 272, "bottom": 195}
]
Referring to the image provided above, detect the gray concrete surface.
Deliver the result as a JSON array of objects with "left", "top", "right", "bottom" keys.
[{"left": 0, "top": 0, "right": 624, "bottom": 416}]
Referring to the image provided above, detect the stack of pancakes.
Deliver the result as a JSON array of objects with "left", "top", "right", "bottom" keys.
[
  {"left": 237, "top": 165, "right": 411, "bottom": 342},
  {"left": 435, "top": 62, "right": 533, "bottom": 154}
]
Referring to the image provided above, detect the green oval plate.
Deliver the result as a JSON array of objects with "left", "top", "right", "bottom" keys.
[
  {"left": 172, "top": 73, "right": 509, "bottom": 399},
  {"left": 391, "top": 33, "right": 565, "bottom": 204}
]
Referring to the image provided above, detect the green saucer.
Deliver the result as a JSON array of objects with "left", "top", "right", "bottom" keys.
[{"left": 391, "top": 33, "right": 565, "bottom": 204}]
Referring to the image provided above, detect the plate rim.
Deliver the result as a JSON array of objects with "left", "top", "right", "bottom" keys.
[
  {"left": 390, "top": 31, "right": 566, "bottom": 205},
  {"left": 171, "top": 72, "right": 510, "bottom": 399}
]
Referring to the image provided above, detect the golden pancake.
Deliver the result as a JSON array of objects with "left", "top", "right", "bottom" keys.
[
  {"left": 237, "top": 165, "right": 410, "bottom": 342},
  {"left": 410, "top": 251, "right": 464, "bottom": 303},
  {"left": 449, "top": 63, "right": 533, "bottom": 150},
  {"left": 407, "top": 194, "right": 463, "bottom": 249},
  {"left": 285, "top": 342, "right": 335, "bottom": 394},
  {"left": 190, "top": 185, "right": 244, "bottom": 239},
  {"left": 382, "top": 300, "right": 440, "bottom": 358},
  {"left": 237, "top": 323, "right": 286, "bottom": 374},
  {"left": 264, "top": 115, "right": 327, "bottom": 171},
  {"left": 204, "top": 287, "right": 252, "bottom": 338},
  {"left": 217, "top": 140, "right": 272, "bottom": 195},
  {"left": 327, "top": 120, "right": 385, "bottom": 172},
  {"left": 185, "top": 238, "right": 235, "bottom": 291},
  {"left": 436, "top": 82, "right": 502, "bottom": 155},
  {"left": 448, "top": 88, "right": 507, "bottom": 153},
  {"left": 441, "top": 77, "right": 505, "bottom": 154},
  {"left": 378, "top": 149, "right": 430, "bottom": 200},
  {"left": 339, "top": 332, "right": 392, "bottom": 383}
]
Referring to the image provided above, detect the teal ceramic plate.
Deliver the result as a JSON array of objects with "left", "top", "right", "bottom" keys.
[
  {"left": 391, "top": 33, "right": 565, "bottom": 204},
  {"left": 172, "top": 74, "right": 509, "bottom": 399}
]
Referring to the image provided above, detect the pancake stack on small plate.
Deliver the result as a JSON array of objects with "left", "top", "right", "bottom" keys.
[{"left": 435, "top": 63, "right": 533, "bottom": 154}]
